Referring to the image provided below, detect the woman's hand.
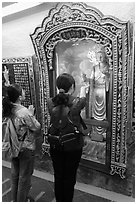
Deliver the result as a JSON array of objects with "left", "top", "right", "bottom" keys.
[
  {"left": 28, "top": 105, "right": 35, "bottom": 115},
  {"left": 80, "top": 84, "right": 89, "bottom": 97}
]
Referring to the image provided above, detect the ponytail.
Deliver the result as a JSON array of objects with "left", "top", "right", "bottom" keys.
[
  {"left": 52, "top": 88, "right": 69, "bottom": 106},
  {"left": 2, "top": 96, "right": 14, "bottom": 117}
]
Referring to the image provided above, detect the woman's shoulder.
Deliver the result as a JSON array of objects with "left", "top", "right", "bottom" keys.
[{"left": 14, "top": 104, "right": 31, "bottom": 117}]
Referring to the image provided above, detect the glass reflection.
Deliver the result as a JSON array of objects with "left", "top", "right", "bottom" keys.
[
  {"left": 55, "top": 39, "right": 110, "bottom": 164},
  {"left": 82, "top": 126, "right": 106, "bottom": 164}
]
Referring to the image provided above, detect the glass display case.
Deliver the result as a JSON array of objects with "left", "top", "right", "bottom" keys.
[{"left": 54, "top": 40, "right": 110, "bottom": 166}]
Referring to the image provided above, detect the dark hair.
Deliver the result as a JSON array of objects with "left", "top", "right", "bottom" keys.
[
  {"left": 2, "top": 84, "right": 23, "bottom": 117},
  {"left": 52, "top": 73, "right": 75, "bottom": 106}
]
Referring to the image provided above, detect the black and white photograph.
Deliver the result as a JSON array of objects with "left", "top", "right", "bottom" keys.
[{"left": 2, "top": 1, "right": 135, "bottom": 202}]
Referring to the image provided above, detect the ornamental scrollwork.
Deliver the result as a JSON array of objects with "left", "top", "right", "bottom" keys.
[
  {"left": 30, "top": 2, "right": 130, "bottom": 178},
  {"left": 110, "top": 165, "right": 126, "bottom": 179},
  {"left": 44, "top": 27, "right": 113, "bottom": 71}
]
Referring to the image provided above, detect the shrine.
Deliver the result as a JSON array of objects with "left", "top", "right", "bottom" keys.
[{"left": 2, "top": 2, "right": 135, "bottom": 198}]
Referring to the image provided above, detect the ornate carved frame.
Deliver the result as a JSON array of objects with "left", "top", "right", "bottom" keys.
[{"left": 30, "top": 2, "right": 130, "bottom": 178}]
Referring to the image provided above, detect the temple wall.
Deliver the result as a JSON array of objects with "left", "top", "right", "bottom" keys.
[{"left": 2, "top": 2, "right": 134, "bottom": 58}]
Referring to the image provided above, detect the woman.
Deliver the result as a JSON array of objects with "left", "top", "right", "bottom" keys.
[
  {"left": 47, "top": 73, "right": 86, "bottom": 202},
  {"left": 2, "top": 84, "right": 41, "bottom": 202}
]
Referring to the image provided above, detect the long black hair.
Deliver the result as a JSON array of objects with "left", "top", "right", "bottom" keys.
[
  {"left": 52, "top": 73, "right": 75, "bottom": 106},
  {"left": 2, "top": 84, "right": 23, "bottom": 117}
]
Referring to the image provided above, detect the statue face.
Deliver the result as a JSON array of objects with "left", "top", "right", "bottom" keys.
[{"left": 96, "top": 52, "right": 104, "bottom": 63}]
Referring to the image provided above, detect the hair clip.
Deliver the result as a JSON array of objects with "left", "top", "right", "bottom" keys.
[{"left": 59, "top": 89, "right": 65, "bottom": 93}]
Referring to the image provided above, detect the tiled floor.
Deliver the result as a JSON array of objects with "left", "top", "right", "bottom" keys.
[
  {"left": 30, "top": 175, "right": 112, "bottom": 202},
  {"left": 2, "top": 160, "right": 135, "bottom": 202},
  {"left": 2, "top": 165, "right": 111, "bottom": 202}
]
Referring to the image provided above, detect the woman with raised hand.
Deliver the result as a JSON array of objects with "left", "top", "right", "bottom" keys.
[{"left": 47, "top": 73, "right": 87, "bottom": 202}]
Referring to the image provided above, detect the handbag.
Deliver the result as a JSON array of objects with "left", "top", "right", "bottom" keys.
[
  {"left": 61, "top": 131, "right": 84, "bottom": 151},
  {"left": 48, "top": 130, "right": 84, "bottom": 151}
]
